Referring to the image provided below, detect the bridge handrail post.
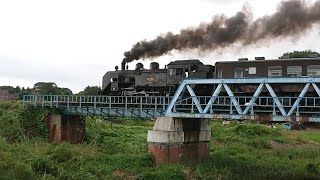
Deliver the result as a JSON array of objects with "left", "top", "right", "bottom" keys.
[
  {"left": 108, "top": 96, "right": 111, "bottom": 112},
  {"left": 140, "top": 96, "right": 142, "bottom": 116},
  {"left": 67, "top": 96, "right": 70, "bottom": 108},
  {"left": 125, "top": 96, "right": 128, "bottom": 111},
  {"left": 296, "top": 100, "right": 300, "bottom": 117},
  {"left": 191, "top": 97, "right": 194, "bottom": 113},
  {"left": 34, "top": 95, "right": 37, "bottom": 107},
  {"left": 289, "top": 97, "right": 291, "bottom": 106},
  {"left": 229, "top": 97, "right": 232, "bottom": 114},
  {"left": 55, "top": 95, "right": 58, "bottom": 108},
  {"left": 162, "top": 97, "right": 165, "bottom": 112},
  {"left": 273, "top": 98, "right": 276, "bottom": 115},
  {"left": 251, "top": 101, "right": 254, "bottom": 115},
  {"left": 155, "top": 97, "right": 157, "bottom": 113},
  {"left": 42, "top": 95, "right": 45, "bottom": 107},
  {"left": 210, "top": 96, "right": 213, "bottom": 113}
]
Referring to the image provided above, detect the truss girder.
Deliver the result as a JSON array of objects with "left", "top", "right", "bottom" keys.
[
  {"left": 186, "top": 84, "right": 203, "bottom": 113},
  {"left": 243, "top": 83, "right": 264, "bottom": 114},
  {"left": 202, "top": 84, "right": 223, "bottom": 113},
  {"left": 264, "top": 83, "right": 287, "bottom": 116},
  {"left": 312, "top": 83, "right": 320, "bottom": 97},
  {"left": 165, "top": 77, "right": 320, "bottom": 119},
  {"left": 223, "top": 84, "right": 243, "bottom": 114},
  {"left": 286, "top": 83, "right": 310, "bottom": 116}
]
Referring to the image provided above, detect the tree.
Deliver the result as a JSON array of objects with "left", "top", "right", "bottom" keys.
[
  {"left": 33, "top": 82, "right": 73, "bottom": 95},
  {"left": 19, "top": 91, "right": 32, "bottom": 100},
  {"left": 59, "top": 88, "right": 73, "bottom": 95},
  {"left": 0, "top": 85, "right": 33, "bottom": 100},
  {"left": 77, "top": 86, "right": 101, "bottom": 95},
  {"left": 15, "top": 86, "right": 21, "bottom": 93},
  {"left": 0, "top": 86, "right": 16, "bottom": 94},
  {"left": 279, "top": 49, "right": 319, "bottom": 59}
]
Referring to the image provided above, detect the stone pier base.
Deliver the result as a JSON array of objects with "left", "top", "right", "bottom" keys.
[
  {"left": 147, "top": 117, "right": 211, "bottom": 164},
  {"left": 48, "top": 114, "right": 85, "bottom": 143}
]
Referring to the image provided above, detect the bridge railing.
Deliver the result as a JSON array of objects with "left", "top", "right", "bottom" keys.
[{"left": 23, "top": 95, "right": 172, "bottom": 111}]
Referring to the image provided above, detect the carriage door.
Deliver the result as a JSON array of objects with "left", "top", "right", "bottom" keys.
[{"left": 234, "top": 67, "right": 244, "bottom": 78}]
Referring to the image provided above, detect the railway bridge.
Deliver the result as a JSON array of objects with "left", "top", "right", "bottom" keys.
[{"left": 23, "top": 77, "right": 320, "bottom": 163}]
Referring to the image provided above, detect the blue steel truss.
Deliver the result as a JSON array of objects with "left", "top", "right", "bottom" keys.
[{"left": 165, "top": 77, "right": 320, "bottom": 122}]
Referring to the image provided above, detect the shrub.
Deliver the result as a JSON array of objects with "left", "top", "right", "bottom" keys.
[
  {"left": 48, "top": 143, "right": 74, "bottom": 163},
  {"left": 234, "top": 123, "right": 279, "bottom": 137},
  {"left": 18, "top": 105, "right": 49, "bottom": 139}
]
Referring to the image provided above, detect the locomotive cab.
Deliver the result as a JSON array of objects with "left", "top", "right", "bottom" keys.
[
  {"left": 166, "top": 59, "right": 213, "bottom": 85},
  {"left": 166, "top": 59, "right": 214, "bottom": 95},
  {"left": 101, "top": 66, "right": 135, "bottom": 95}
]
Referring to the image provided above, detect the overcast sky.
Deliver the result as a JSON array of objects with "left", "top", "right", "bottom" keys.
[{"left": 0, "top": 0, "right": 319, "bottom": 93}]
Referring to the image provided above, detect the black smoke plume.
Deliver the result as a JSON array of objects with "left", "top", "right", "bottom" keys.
[{"left": 123, "top": 0, "right": 320, "bottom": 63}]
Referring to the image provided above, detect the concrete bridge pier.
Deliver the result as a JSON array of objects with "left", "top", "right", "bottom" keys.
[
  {"left": 48, "top": 114, "right": 85, "bottom": 143},
  {"left": 147, "top": 117, "right": 211, "bottom": 164}
]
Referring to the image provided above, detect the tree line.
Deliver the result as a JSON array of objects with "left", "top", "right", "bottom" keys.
[{"left": 0, "top": 82, "right": 101, "bottom": 100}]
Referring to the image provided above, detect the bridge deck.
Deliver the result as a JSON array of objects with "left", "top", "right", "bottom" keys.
[{"left": 23, "top": 77, "right": 320, "bottom": 122}]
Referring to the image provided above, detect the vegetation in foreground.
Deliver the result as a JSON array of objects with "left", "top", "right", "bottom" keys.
[{"left": 0, "top": 101, "right": 320, "bottom": 179}]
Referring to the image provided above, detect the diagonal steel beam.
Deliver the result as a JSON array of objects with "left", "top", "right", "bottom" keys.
[
  {"left": 243, "top": 83, "right": 264, "bottom": 114},
  {"left": 265, "top": 83, "right": 287, "bottom": 116},
  {"left": 312, "top": 83, "right": 320, "bottom": 97},
  {"left": 223, "top": 84, "right": 243, "bottom": 114},
  {"left": 203, "top": 84, "right": 223, "bottom": 113},
  {"left": 287, "top": 83, "right": 310, "bottom": 116},
  {"left": 165, "top": 80, "right": 187, "bottom": 116},
  {"left": 186, "top": 84, "right": 204, "bottom": 113}
]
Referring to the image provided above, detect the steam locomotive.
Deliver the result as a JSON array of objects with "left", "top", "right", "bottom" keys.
[{"left": 101, "top": 56, "right": 320, "bottom": 96}]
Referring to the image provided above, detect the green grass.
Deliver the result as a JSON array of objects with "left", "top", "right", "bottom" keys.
[
  {"left": 290, "top": 130, "right": 320, "bottom": 143},
  {"left": 0, "top": 101, "right": 320, "bottom": 179}
]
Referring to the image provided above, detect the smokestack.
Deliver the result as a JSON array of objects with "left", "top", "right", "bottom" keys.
[
  {"left": 123, "top": 0, "right": 320, "bottom": 63},
  {"left": 121, "top": 61, "right": 126, "bottom": 71}
]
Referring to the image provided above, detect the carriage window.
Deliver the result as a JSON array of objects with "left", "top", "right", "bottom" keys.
[
  {"left": 287, "top": 66, "right": 302, "bottom": 77},
  {"left": 308, "top": 65, "right": 320, "bottom": 76},
  {"left": 217, "top": 69, "right": 223, "bottom": 78},
  {"left": 234, "top": 67, "right": 244, "bottom": 78},
  {"left": 248, "top": 67, "right": 256, "bottom": 75},
  {"left": 268, "top": 66, "right": 282, "bottom": 77}
]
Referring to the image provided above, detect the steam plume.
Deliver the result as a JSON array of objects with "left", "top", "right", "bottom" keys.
[{"left": 123, "top": 0, "right": 320, "bottom": 63}]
